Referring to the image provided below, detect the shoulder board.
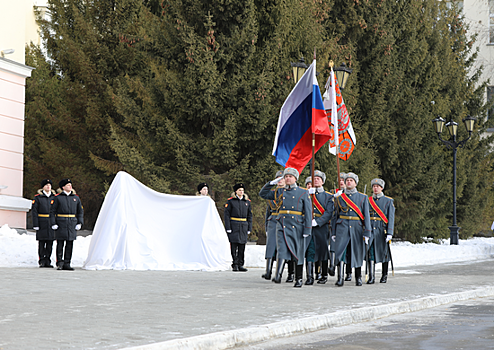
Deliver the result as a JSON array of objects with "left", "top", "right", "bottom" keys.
[
  {"left": 227, "top": 197, "right": 233, "bottom": 200},
  {"left": 55, "top": 193, "right": 61, "bottom": 196},
  {"left": 34, "top": 194, "right": 40, "bottom": 197},
  {"left": 76, "top": 194, "right": 79, "bottom": 197},
  {"left": 325, "top": 191, "right": 332, "bottom": 195},
  {"left": 248, "top": 199, "right": 251, "bottom": 201},
  {"left": 301, "top": 187, "right": 307, "bottom": 190},
  {"left": 385, "top": 195, "right": 394, "bottom": 200},
  {"left": 358, "top": 192, "right": 367, "bottom": 196}
]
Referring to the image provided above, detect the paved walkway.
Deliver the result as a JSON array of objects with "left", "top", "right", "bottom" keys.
[{"left": 0, "top": 259, "right": 493, "bottom": 349}]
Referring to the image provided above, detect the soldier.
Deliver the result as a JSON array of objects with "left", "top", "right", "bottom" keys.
[
  {"left": 224, "top": 183, "right": 253, "bottom": 272},
  {"left": 367, "top": 178, "right": 395, "bottom": 283},
  {"left": 259, "top": 168, "right": 312, "bottom": 288},
  {"left": 31, "top": 179, "right": 56, "bottom": 268},
  {"left": 196, "top": 182, "right": 210, "bottom": 197},
  {"left": 303, "top": 176, "right": 316, "bottom": 285},
  {"left": 51, "top": 179, "right": 84, "bottom": 270},
  {"left": 261, "top": 171, "right": 284, "bottom": 280},
  {"left": 331, "top": 172, "right": 371, "bottom": 286},
  {"left": 308, "top": 170, "right": 334, "bottom": 284},
  {"left": 328, "top": 172, "right": 346, "bottom": 278}
]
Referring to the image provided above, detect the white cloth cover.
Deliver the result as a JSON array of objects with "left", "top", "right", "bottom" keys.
[{"left": 83, "top": 171, "right": 231, "bottom": 271}]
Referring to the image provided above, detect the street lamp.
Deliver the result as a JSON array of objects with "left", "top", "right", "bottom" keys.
[
  {"left": 432, "top": 114, "right": 476, "bottom": 245},
  {"left": 291, "top": 57, "right": 308, "bottom": 84},
  {"left": 333, "top": 62, "right": 353, "bottom": 90}
]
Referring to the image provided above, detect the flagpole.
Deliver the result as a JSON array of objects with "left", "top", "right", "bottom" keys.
[
  {"left": 311, "top": 48, "right": 316, "bottom": 218},
  {"left": 329, "top": 60, "right": 341, "bottom": 192}
]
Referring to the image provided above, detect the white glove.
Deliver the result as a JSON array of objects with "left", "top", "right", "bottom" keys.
[
  {"left": 75, "top": 224, "right": 82, "bottom": 231},
  {"left": 312, "top": 219, "right": 318, "bottom": 227},
  {"left": 51, "top": 225, "right": 58, "bottom": 230},
  {"left": 386, "top": 234, "right": 392, "bottom": 242},
  {"left": 308, "top": 188, "right": 316, "bottom": 194},
  {"left": 331, "top": 236, "right": 336, "bottom": 242},
  {"left": 364, "top": 236, "right": 369, "bottom": 245},
  {"left": 247, "top": 231, "right": 250, "bottom": 234},
  {"left": 334, "top": 189, "right": 343, "bottom": 197},
  {"left": 226, "top": 230, "right": 232, "bottom": 233},
  {"left": 269, "top": 177, "right": 282, "bottom": 185},
  {"left": 33, "top": 227, "right": 39, "bottom": 231},
  {"left": 303, "top": 234, "right": 309, "bottom": 237}
]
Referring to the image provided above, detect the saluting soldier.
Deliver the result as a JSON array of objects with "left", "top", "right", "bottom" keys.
[
  {"left": 367, "top": 178, "right": 395, "bottom": 283},
  {"left": 261, "top": 170, "right": 284, "bottom": 280},
  {"left": 224, "top": 183, "right": 253, "bottom": 272},
  {"left": 259, "top": 168, "right": 312, "bottom": 288},
  {"left": 331, "top": 172, "right": 371, "bottom": 286},
  {"left": 307, "top": 170, "right": 334, "bottom": 284},
  {"left": 51, "top": 179, "right": 84, "bottom": 270},
  {"left": 32, "top": 179, "right": 56, "bottom": 268}
]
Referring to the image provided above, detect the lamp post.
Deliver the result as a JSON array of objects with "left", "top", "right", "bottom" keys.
[
  {"left": 333, "top": 62, "right": 353, "bottom": 90},
  {"left": 432, "top": 114, "right": 476, "bottom": 245},
  {"left": 291, "top": 57, "right": 308, "bottom": 84}
]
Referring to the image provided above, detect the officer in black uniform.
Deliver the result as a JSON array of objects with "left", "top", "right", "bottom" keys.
[
  {"left": 224, "top": 183, "right": 253, "bottom": 271},
  {"left": 32, "top": 179, "right": 56, "bottom": 267},
  {"left": 51, "top": 179, "right": 84, "bottom": 270}
]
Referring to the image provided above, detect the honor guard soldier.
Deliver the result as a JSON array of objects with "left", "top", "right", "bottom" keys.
[
  {"left": 331, "top": 172, "right": 371, "bottom": 286},
  {"left": 261, "top": 170, "right": 284, "bottom": 280},
  {"left": 32, "top": 179, "right": 56, "bottom": 267},
  {"left": 224, "top": 183, "right": 253, "bottom": 272},
  {"left": 307, "top": 170, "right": 334, "bottom": 284},
  {"left": 368, "top": 178, "right": 395, "bottom": 283},
  {"left": 259, "top": 167, "right": 312, "bottom": 288},
  {"left": 328, "top": 172, "right": 346, "bottom": 277},
  {"left": 51, "top": 179, "right": 84, "bottom": 270}
]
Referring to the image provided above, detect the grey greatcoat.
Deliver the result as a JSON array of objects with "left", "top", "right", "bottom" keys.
[
  {"left": 50, "top": 190, "right": 84, "bottom": 241},
  {"left": 32, "top": 189, "right": 56, "bottom": 241},
  {"left": 312, "top": 188, "right": 334, "bottom": 261},
  {"left": 331, "top": 191, "right": 371, "bottom": 268},
  {"left": 264, "top": 187, "right": 281, "bottom": 258},
  {"left": 368, "top": 194, "right": 395, "bottom": 263},
  {"left": 259, "top": 182, "right": 312, "bottom": 265}
]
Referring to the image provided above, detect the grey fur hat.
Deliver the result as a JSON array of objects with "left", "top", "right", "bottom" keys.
[
  {"left": 283, "top": 167, "right": 299, "bottom": 180},
  {"left": 314, "top": 170, "right": 326, "bottom": 184},
  {"left": 305, "top": 176, "right": 312, "bottom": 186},
  {"left": 345, "top": 172, "right": 359, "bottom": 185},
  {"left": 371, "top": 178, "right": 385, "bottom": 189},
  {"left": 275, "top": 170, "right": 284, "bottom": 178}
]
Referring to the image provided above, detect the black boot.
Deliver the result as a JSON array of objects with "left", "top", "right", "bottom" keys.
[
  {"left": 355, "top": 267, "right": 362, "bottom": 286},
  {"left": 294, "top": 264, "right": 303, "bottom": 288},
  {"left": 272, "top": 259, "right": 286, "bottom": 283},
  {"left": 232, "top": 265, "right": 239, "bottom": 271},
  {"left": 335, "top": 261, "right": 345, "bottom": 287},
  {"left": 380, "top": 262, "right": 389, "bottom": 283},
  {"left": 304, "top": 261, "right": 314, "bottom": 285},
  {"left": 328, "top": 252, "right": 335, "bottom": 277},
  {"left": 262, "top": 258, "right": 274, "bottom": 280},
  {"left": 344, "top": 263, "right": 352, "bottom": 281},
  {"left": 238, "top": 266, "right": 248, "bottom": 272},
  {"left": 366, "top": 260, "right": 375, "bottom": 284},
  {"left": 285, "top": 260, "right": 295, "bottom": 283},
  {"left": 317, "top": 260, "right": 328, "bottom": 284},
  {"left": 315, "top": 261, "right": 322, "bottom": 280},
  {"left": 56, "top": 261, "right": 64, "bottom": 270}
]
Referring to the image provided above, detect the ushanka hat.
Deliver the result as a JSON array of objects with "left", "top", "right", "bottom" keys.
[
  {"left": 305, "top": 176, "right": 312, "bottom": 186},
  {"left": 197, "top": 182, "right": 208, "bottom": 192},
  {"left": 58, "top": 178, "right": 72, "bottom": 188},
  {"left": 345, "top": 172, "right": 359, "bottom": 185},
  {"left": 275, "top": 170, "right": 284, "bottom": 178},
  {"left": 314, "top": 170, "right": 326, "bottom": 184},
  {"left": 339, "top": 172, "right": 346, "bottom": 181},
  {"left": 371, "top": 178, "right": 385, "bottom": 189},
  {"left": 40, "top": 179, "right": 52, "bottom": 188},
  {"left": 233, "top": 183, "right": 245, "bottom": 191},
  {"left": 283, "top": 167, "right": 299, "bottom": 180}
]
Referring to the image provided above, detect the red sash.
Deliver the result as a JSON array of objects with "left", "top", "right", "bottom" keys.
[
  {"left": 312, "top": 194, "right": 325, "bottom": 215},
  {"left": 340, "top": 193, "right": 364, "bottom": 220},
  {"left": 369, "top": 197, "right": 388, "bottom": 224}
]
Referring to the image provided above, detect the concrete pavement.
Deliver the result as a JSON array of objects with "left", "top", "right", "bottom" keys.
[{"left": 0, "top": 259, "right": 493, "bottom": 349}]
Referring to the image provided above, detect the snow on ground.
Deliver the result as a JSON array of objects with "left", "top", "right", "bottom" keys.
[{"left": 1, "top": 224, "right": 493, "bottom": 269}]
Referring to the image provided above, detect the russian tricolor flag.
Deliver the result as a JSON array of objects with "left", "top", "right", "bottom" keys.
[{"left": 272, "top": 59, "right": 331, "bottom": 173}]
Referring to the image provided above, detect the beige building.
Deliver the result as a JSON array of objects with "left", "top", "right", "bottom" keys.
[{"left": 0, "top": 0, "right": 46, "bottom": 229}]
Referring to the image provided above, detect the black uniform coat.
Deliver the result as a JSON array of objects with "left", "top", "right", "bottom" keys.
[
  {"left": 368, "top": 194, "right": 395, "bottom": 263},
  {"left": 32, "top": 189, "right": 56, "bottom": 241},
  {"left": 224, "top": 194, "right": 253, "bottom": 244},
  {"left": 50, "top": 190, "right": 84, "bottom": 241}
]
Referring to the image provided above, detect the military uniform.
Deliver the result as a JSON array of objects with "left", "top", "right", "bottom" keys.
[
  {"left": 311, "top": 187, "right": 334, "bottom": 283},
  {"left": 224, "top": 187, "right": 252, "bottom": 271},
  {"left": 32, "top": 188, "right": 56, "bottom": 267},
  {"left": 51, "top": 180, "right": 84, "bottom": 270},
  {"left": 261, "top": 185, "right": 282, "bottom": 279}
]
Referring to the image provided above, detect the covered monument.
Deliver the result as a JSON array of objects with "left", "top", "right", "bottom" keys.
[{"left": 83, "top": 171, "right": 231, "bottom": 271}]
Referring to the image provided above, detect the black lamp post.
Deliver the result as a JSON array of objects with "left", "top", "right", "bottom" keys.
[
  {"left": 291, "top": 57, "right": 309, "bottom": 84},
  {"left": 333, "top": 62, "right": 353, "bottom": 90},
  {"left": 432, "top": 114, "right": 476, "bottom": 244}
]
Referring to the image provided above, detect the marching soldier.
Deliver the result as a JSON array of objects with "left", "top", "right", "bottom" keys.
[
  {"left": 303, "top": 176, "right": 316, "bottom": 284},
  {"left": 307, "top": 170, "right": 334, "bottom": 284},
  {"left": 331, "top": 172, "right": 371, "bottom": 286},
  {"left": 262, "top": 171, "right": 284, "bottom": 280},
  {"left": 51, "top": 179, "right": 84, "bottom": 270},
  {"left": 224, "top": 183, "right": 253, "bottom": 272},
  {"left": 329, "top": 173, "right": 346, "bottom": 278},
  {"left": 368, "top": 178, "right": 395, "bottom": 283},
  {"left": 259, "top": 168, "right": 312, "bottom": 288},
  {"left": 32, "top": 179, "right": 56, "bottom": 268}
]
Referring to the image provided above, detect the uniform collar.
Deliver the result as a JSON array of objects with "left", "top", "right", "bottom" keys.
[
  {"left": 285, "top": 183, "right": 298, "bottom": 190},
  {"left": 316, "top": 186, "right": 324, "bottom": 194},
  {"left": 344, "top": 188, "right": 357, "bottom": 195},
  {"left": 373, "top": 192, "right": 384, "bottom": 199}
]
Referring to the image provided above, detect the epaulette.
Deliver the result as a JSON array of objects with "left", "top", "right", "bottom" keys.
[
  {"left": 227, "top": 197, "right": 233, "bottom": 200},
  {"left": 325, "top": 191, "right": 332, "bottom": 195},
  {"left": 55, "top": 193, "right": 61, "bottom": 196},
  {"left": 385, "top": 195, "right": 394, "bottom": 200},
  {"left": 34, "top": 194, "right": 40, "bottom": 197}
]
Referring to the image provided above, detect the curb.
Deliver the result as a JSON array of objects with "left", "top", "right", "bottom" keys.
[{"left": 122, "top": 286, "right": 494, "bottom": 350}]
